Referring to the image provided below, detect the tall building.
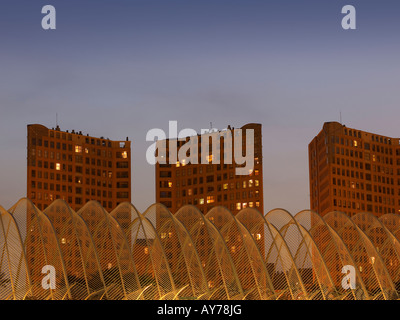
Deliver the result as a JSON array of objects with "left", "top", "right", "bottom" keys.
[
  {"left": 26, "top": 124, "right": 132, "bottom": 292},
  {"left": 155, "top": 123, "right": 264, "bottom": 216},
  {"left": 309, "top": 121, "right": 400, "bottom": 218},
  {"left": 154, "top": 123, "right": 264, "bottom": 292},
  {"left": 27, "top": 124, "right": 131, "bottom": 211}
]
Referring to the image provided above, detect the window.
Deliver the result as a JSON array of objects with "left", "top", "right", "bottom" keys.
[{"left": 75, "top": 145, "right": 82, "bottom": 153}]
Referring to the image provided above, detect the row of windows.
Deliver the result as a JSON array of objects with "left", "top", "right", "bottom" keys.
[
  {"left": 32, "top": 132, "right": 127, "bottom": 148},
  {"left": 32, "top": 148, "right": 128, "bottom": 164},
  {"left": 31, "top": 169, "right": 117, "bottom": 180},
  {"left": 33, "top": 200, "right": 118, "bottom": 211},
  {"left": 333, "top": 185, "right": 396, "bottom": 198},
  {"left": 175, "top": 165, "right": 260, "bottom": 177},
  {"left": 332, "top": 168, "right": 396, "bottom": 184},
  {"left": 175, "top": 199, "right": 261, "bottom": 210},
  {"left": 332, "top": 178, "right": 396, "bottom": 195},
  {"left": 31, "top": 179, "right": 128, "bottom": 192},
  {"left": 30, "top": 188, "right": 128, "bottom": 199},
  {"left": 172, "top": 189, "right": 261, "bottom": 199},
  {"left": 341, "top": 129, "right": 393, "bottom": 146},
  {"left": 333, "top": 198, "right": 396, "bottom": 215},
  {"left": 170, "top": 179, "right": 260, "bottom": 189},
  {"left": 159, "top": 169, "right": 260, "bottom": 179},
  {"left": 333, "top": 190, "right": 395, "bottom": 205},
  {"left": 30, "top": 165, "right": 128, "bottom": 180}
]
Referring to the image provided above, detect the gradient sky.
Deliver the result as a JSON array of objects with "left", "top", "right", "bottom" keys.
[{"left": 0, "top": 0, "right": 400, "bottom": 214}]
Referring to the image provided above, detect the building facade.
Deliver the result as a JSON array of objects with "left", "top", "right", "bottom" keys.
[
  {"left": 27, "top": 124, "right": 131, "bottom": 212},
  {"left": 26, "top": 124, "right": 132, "bottom": 290},
  {"left": 154, "top": 123, "right": 264, "bottom": 291},
  {"left": 155, "top": 123, "right": 264, "bottom": 216},
  {"left": 309, "top": 121, "right": 400, "bottom": 218}
]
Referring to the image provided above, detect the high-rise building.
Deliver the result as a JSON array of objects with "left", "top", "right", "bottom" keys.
[
  {"left": 309, "top": 121, "right": 400, "bottom": 218},
  {"left": 155, "top": 123, "right": 264, "bottom": 216},
  {"left": 154, "top": 123, "right": 264, "bottom": 292},
  {"left": 26, "top": 124, "right": 132, "bottom": 291},
  {"left": 27, "top": 124, "right": 131, "bottom": 211}
]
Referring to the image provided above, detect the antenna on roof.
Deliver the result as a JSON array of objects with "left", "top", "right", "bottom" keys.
[{"left": 56, "top": 113, "right": 60, "bottom": 130}]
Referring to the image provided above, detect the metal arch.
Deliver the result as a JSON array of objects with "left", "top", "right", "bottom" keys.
[
  {"left": 111, "top": 202, "right": 177, "bottom": 298},
  {"left": 236, "top": 207, "right": 307, "bottom": 300},
  {"left": 324, "top": 210, "right": 396, "bottom": 299},
  {"left": 2, "top": 198, "right": 400, "bottom": 300},
  {"left": 175, "top": 205, "right": 245, "bottom": 300}
]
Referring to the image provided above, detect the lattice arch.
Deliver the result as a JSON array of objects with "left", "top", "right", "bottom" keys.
[{"left": 1, "top": 199, "right": 400, "bottom": 300}]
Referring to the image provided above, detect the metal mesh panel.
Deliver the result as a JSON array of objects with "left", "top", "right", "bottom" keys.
[
  {"left": 8, "top": 199, "right": 68, "bottom": 299},
  {"left": 1, "top": 199, "right": 400, "bottom": 299},
  {"left": 324, "top": 211, "right": 397, "bottom": 300},
  {"left": 176, "top": 205, "right": 243, "bottom": 300},
  {"left": 78, "top": 201, "right": 141, "bottom": 300},
  {"left": 0, "top": 206, "right": 30, "bottom": 300}
]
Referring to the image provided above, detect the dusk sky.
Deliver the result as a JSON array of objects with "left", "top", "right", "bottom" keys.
[{"left": 1, "top": 0, "right": 400, "bottom": 214}]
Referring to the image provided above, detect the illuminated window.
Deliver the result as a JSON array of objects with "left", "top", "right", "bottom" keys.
[
  {"left": 249, "top": 202, "right": 254, "bottom": 208},
  {"left": 231, "top": 246, "right": 236, "bottom": 253},
  {"left": 75, "top": 145, "right": 82, "bottom": 153},
  {"left": 188, "top": 189, "right": 192, "bottom": 196},
  {"left": 255, "top": 170, "right": 259, "bottom": 176},
  {"left": 144, "top": 247, "right": 149, "bottom": 255},
  {"left": 168, "top": 181, "right": 173, "bottom": 188},
  {"left": 168, "top": 232, "right": 173, "bottom": 238},
  {"left": 236, "top": 203, "right": 241, "bottom": 210},
  {"left": 199, "top": 198, "right": 204, "bottom": 205},
  {"left": 255, "top": 180, "right": 259, "bottom": 187},
  {"left": 256, "top": 201, "right": 260, "bottom": 207},
  {"left": 242, "top": 202, "right": 247, "bottom": 209},
  {"left": 223, "top": 183, "right": 228, "bottom": 190},
  {"left": 249, "top": 179, "right": 253, "bottom": 187},
  {"left": 354, "top": 140, "right": 358, "bottom": 147},
  {"left": 176, "top": 161, "right": 180, "bottom": 167},
  {"left": 160, "top": 233, "right": 167, "bottom": 239},
  {"left": 255, "top": 233, "right": 262, "bottom": 240},
  {"left": 61, "top": 238, "right": 66, "bottom": 244},
  {"left": 56, "top": 163, "right": 61, "bottom": 171},
  {"left": 85, "top": 148, "right": 89, "bottom": 154},
  {"left": 207, "top": 196, "right": 214, "bottom": 203},
  {"left": 243, "top": 181, "right": 247, "bottom": 188},
  {"left": 208, "top": 155, "right": 213, "bottom": 163},
  {"left": 122, "top": 151, "right": 128, "bottom": 159}
]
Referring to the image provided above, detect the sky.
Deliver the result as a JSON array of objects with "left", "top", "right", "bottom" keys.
[{"left": 0, "top": 0, "right": 400, "bottom": 214}]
